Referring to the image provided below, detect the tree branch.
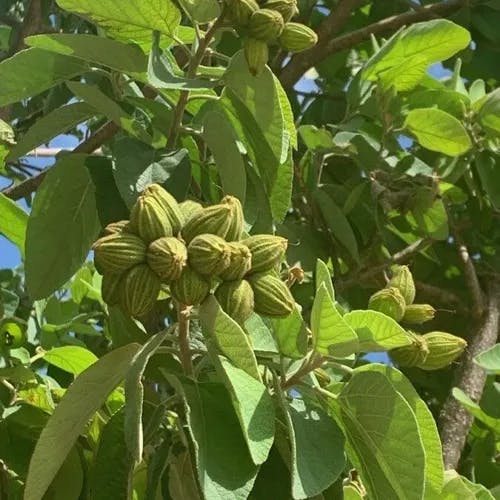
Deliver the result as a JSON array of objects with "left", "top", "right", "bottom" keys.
[
  {"left": 438, "top": 280, "right": 500, "bottom": 470},
  {"left": 279, "top": 0, "right": 466, "bottom": 89},
  {"left": 415, "top": 281, "right": 468, "bottom": 315}
]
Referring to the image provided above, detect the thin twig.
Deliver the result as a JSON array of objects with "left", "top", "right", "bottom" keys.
[
  {"left": 177, "top": 304, "right": 194, "bottom": 377},
  {"left": 279, "top": 0, "right": 466, "bottom": 88}
]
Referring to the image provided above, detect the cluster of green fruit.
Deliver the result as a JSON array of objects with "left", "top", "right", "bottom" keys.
[
  {"left": 368, "top": 265, "right": 467, "bottom": 370},
  {"left": 92, "top": 184, "right": 295, "bottom": 324},
  {"left": 225, "top": 0, "right": 318, "bottom": 75}
]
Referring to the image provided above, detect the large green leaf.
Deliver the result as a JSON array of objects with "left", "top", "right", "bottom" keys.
[
  {"left": 269, "top": 305, "right": 308, "bottom": 359},
  {"left": 124, "top": 328, "right": 171, "bottom": 462},
  {"left": 6, "top": 102, "right": 97, "bottom": 161},
  {"left": 334, "top": 370, "right": 426, "bottom": 500},
  {"left": 202, "top": 109, "right": 246, "bottom": 201},
  {"left": 343, "top": 310, "right": 412, "bottom": 352},
  {"left": 475, "top": 152, "right": 500, "bottom": 209},
  {"left": 277, "top": 394, "right": 345, "bottom": 499},
  {"left": 0, "top": 48, "right": 87, "bottom": 107},
  {"left": 404, "top": 108, "right": 471, "bottom": 156},
  {"left": 442, "top": 470, "right": 495, "bottom": 500},
  {"left": 168, "top": 377, "right": 259, "bottom": 500},
  {"left": 57, "top": 0, "right": 181, "bottom": 48},
  {"left": 43, "top": 346, "right": 98, "bottom": 375},
  {"left": 25, "top": 154, "right": 101, "bottom": 299},
  {"left": 453, "top": 388, "right": 500, "bottom": 433},
  {"left": 316, "top": 259, "right": 335, "bottom": 301},
  {"left": 213, "top": 355, "right": 275, "bottom": 465},
  {"left": 178, "top": 0, "right": 219, "bottom": 23},
  {"left": 0, "top": 193, "right": 28, "bottom": 258},
  {"left": 24, "top": 343, "right": 140, "bottom": 500},
  {"left": 26, "top": 33, "right": 147, "bottom": 76},
  {"left": 199, "top": 295, "right": 260, "bottom": 380},
  {"left": 311, "top": 283, "right": 359, "bottom": 357},
  {"left": 477, "top": 88, "right": 500, "bottom": 135},
  {"left": 474, "top": 344, "right": 500, "bottom": 374},
  {"left": 356, "top": 364, "right": 444, "bottom": 498}
]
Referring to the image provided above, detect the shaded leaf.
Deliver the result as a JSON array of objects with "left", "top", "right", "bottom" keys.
[{"left": 474, "top": 344, "right": 500, "bottom": 374}]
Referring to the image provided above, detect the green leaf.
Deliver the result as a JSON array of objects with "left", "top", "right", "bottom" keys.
[
  {"left": 404, "top": 108, "right": 472, "bottom": 156},
  {"left": 335, "top": 370, "right": 426, "bottom": 500},
  {"left": 363, "top": 20, "right": 471, "bottom": 87},
  {"left": 89, "top": 409, "right": 135, "bottom": 500},
  {"left": 407, "top": 188, "right": 449, "bottom": 240},
  {"left": 0, "top": 48, "right": 87, "bottom": 107},
  {"left": 57, "top": 0, "right": 181, "bottom": 48},
  {"left": 199, "top": 295, "right": 261, "bottom": 380},
  {"left": 356, "top": 364, "right": 444, "bottom": 498},
  {"left": 148, "top": 32, "right": 216, "bottom": 89},
  {"left": 299, "top": 125, "right": 333, "bottom": 151},
  {"left": 212, "top": 355, "right": 275, "bottom": 465},
  {"left": 67, "top": 81, "right": 151, "bottom": 143},
  {"left": 43, "top": 346, "right": 98, "bottom": 375},
  {"left": 477, "top": 88, "right": 500, "bottom": 135},
  {"left": 0, "top": 193, "right": 27, "bottom": 258},
  {"left": 24, "top": 343, "right": 140, "bottom": 500},
  {"left": 452, "top": 388, "right": 500, "bottom": 433},
  {"left": 274, "top": 74, "right": 297, "bottom": 149},
  {"left": 178, "top": 0, "right": 219, "bottom": 23},
  {"left": 202, "top": 110, "right": 246, "bottom": 201},
  {"left": 277, "top": 395, "right": 345, "bottom": 499},
  {"left": 343, "top": 310, "right": 412, "bottom": 352},
  {"left": 26, "top": 33, "right": 147, "bottom": 76},
  {"left": 474, "top": 344, "right": 500, "bottom": 374},
  {"left": 475, "top": 152, "right": 500, "bottom": 209},
  {"left": 25, "top": 154, "right": 101, "bottom": 300},
  {"left": 313, "top": 188, "right": 360, "bottom": 263},
  {"left": 6, "top": 102, "right": 96, "bottom": 161},
  {"left": 106, "top": 306, "right": 149, "bottom": 347},
  {"left": 311, "top": 284, "right": 359, "bottom": 357},
  {"left": 316, "top": 258, "right": 335, "bottom": 300},
  {"left": 168, "top": 377, "right": 259, "bottom": 500},
  {"left": 406, "top": 89, "right": 469, "bottom": 118},
  {"left": 124, "top": 328, "right": 171, "bottom": 462},
  {"left": 442, "top": 470, "right": 495, "bottom": 500},
  {"left": 269, "top": 306, "right": 308, "bottom": 359}
]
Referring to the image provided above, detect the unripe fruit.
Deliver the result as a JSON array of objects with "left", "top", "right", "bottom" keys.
[
  {"left": 101, "top": 273, "right": 123, "bottom": 306},
  {"left": 215, "top": 280, "right": 255, "bottom": 324},
  {"left": 219, "top": 242, "right": 252, "bottom": 281},
  {"left": 416, "top": 332, "right": 467, "bottom": 371},
  {"left": 226, "top": 0, "right": 259, "bottom": 26},
  {"left": 402, "top": 304, "right": 436, "bottom": 324},
  {"left": 244, "top": 37, "right": 269, "bottom": 76},
  {"left": 264, "top": 0, "right": 298, "bottom": 22},
  {"left": 248, "top": 8, "right": 285, "bottom": 41},
  {"left": 181, "top": 204, "right": 233, "bottom": 243},
  {"left": 93, "top": 233, "right": 147, "bottom": 275},
  {"left": 170, "top": 266, "right": 211, "bottom": 306},
  {"left": 103, "top": 220, "right": 131, "bottom": 236},
  {"left": 0, "top": 320, "right": 26, "bottom": 349},
  {"left": 278, "top": 22, "right": 318, "bottom": 52},
  {"left": 121, "top": 264, "right": 161, "bottom": 317},
  {"left": 248, "top": 272, "right": 295, "bottom": 317},
  {"left": 188, "top": 234, "right": 232, "bottom": 276},
  {"left": 390, "top": 331, "right": 429, "bottom": 367},
  {"left": 221, "top": 195, "right": 244, "bottom": 241},
  {"left": 368, "top": 287, "right": 406, "bottom": 322},
  {"left": 388, "top": 265, "right": 415, "bottom": 305},
  {"left": 142, "top": 184, "right": 184, "bottom": 235},
  {"left": 147, "top": 237, "right": 188, "bottom": 282},
  {"left": 130, "top": 195, "right": 173, "bottom": 243},
  {"left": 242, "top": 234, "right": 287, "bottom": 273},
  {"left": 178, "top": 200, "right": 203, "bottom": 222}
]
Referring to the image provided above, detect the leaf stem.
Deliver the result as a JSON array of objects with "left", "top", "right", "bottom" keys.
[
  {"left": 177, "top": 304, "right": 194, "bottom": 376},
  {"left": 282, "top": 353, "right": 325, "bottom": 389}
]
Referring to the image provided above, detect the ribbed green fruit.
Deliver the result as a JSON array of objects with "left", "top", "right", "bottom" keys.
[
  {"left": 219, "top": 242, "right": 252, "bottom": 281},
  {"left": 368, "top": 287, "right": 406, "bottom": 322},
  {"left": 248, "top": 8, "right": 284, "bottom": 41},
  {"left": 188, "top": 234, "right": 232, "bottom": 276},
  {"left": 101, "top": 273, "right": 124, "bottom": 306},
  {"left": 244, "top": 37, "right": 269, "bottom": 76},
  {"left": 121, "top": 264, "right": 161, "bottom": 317},
  {"left": 178, "top": 200, "right": 203, "bottom": 222},
  {"left": 93, "top": 233, "right": 146, "bottom": 275},
  {"left": 389, "top": 331, "right": 429, "bottom": 367},
  {"left": 388, "top": 265, "right": 416, "bottom": 305},
  {"left": 402, "top": 304, "right": 436, "bottom": 324},
  {"left": 221, "top": 195, "right": 244, "bottom": 241},
  {"left": 170, "top": 266, "right": 211, "bottom": 306},
  {"left": 130, "top": 195, "right": 173, "bottom": 243},
  {"left": 181, "top": 204, "right": 233, "bottom": 243},
  {"left": 248, "top": 272, "right": 294, "bottom": 317},
  {"left": 147, "top": 237, "right": 188, "bottom": 282},
  {"left": 278, "top": 22, "right": 318, "bottom": 52},
  {"left": 142, "top": 184, "right": 184, "bottom": 235},
  {"left": 264, "top": 0, "right": 298, "bottom": 22},
  {"left": 243, "top": 234, "right": 287, "bottom": 273},
  {"left": 416, "top": 332, "right": 467, "bottom": 371},
  {"left": 226, "top": 0, "right": 259, "bottom": 26},
  {"left": 215, "top": 279, "right": 255, "bottom": 325}
]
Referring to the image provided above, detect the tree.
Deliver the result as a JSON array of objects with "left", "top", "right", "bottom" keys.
[{"left": 0, "top": 0, "right": 499, "bottom": 498}]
